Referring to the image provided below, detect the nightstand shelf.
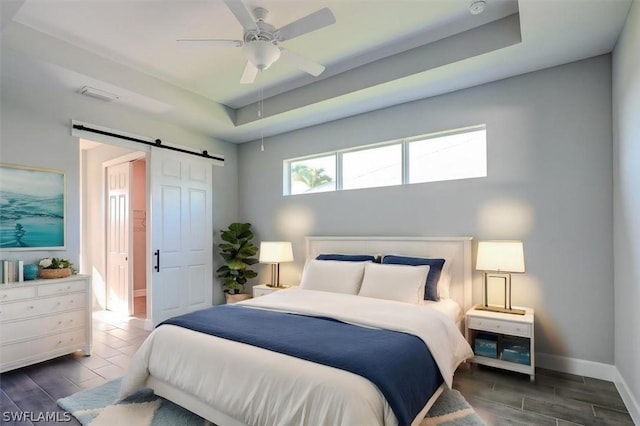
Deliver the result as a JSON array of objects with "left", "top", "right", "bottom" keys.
[{"left": 465, "top": 305, "right": 535, "bottom": 381}]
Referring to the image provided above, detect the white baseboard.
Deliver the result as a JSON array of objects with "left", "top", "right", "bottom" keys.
[
  {"left": 133, "top": 289, "right": 146, "bottom": 298},
  {"left": 615, "top": 369, "right": 640, "bottom": 425},
  {"left": 537, "top": 353, "right": 640, "bottom": 424},
  {"left": 536, "top": 352, "right": 616, "bottom": 381}
]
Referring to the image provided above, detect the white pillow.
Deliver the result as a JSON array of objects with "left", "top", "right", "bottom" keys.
[
  {"left": 299, "top": 260, "right": 366, "bottom": 294},
  {"left": 358, "top": 263, "right": 430, "bottom": 304}
]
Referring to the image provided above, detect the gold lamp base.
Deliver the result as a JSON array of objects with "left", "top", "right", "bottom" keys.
[
  {"left": 266, "top": 284, "right": 289, "bottom": 289},
  {"left": 476, "top": 305, "right": 526, "bottom": 315}
]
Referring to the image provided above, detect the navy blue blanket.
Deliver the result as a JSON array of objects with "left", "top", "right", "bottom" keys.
[{"left": 160, "top": 305, "right": 443, "bottom": 426}]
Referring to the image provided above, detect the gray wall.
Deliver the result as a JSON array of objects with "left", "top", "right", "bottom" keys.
[
  {"left": 0, "top": 72, "right": 239, "bottom": 305},
  {"left": 612, "top": 0, "right": 640, "bottom": 414},
  {"left": 239, "top": 55, "right": 614, "bottom": 364}
]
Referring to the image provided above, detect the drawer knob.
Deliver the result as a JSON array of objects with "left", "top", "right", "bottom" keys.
[
  {"left": 58, "top": 321, "right": 63, "bottom": 325},
  {"left": 28, "top": 305, "right": 34, "bottom": 310},
  {"left": 1, "top": 294, "right": 7, "bottom": 299}
]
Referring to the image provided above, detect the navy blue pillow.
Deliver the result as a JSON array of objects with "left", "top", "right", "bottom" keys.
[
  {"left": 316, "top": 254, "right": 377, "bottom": 262},
  {"left": 381, "top": 255, "right": 446, "bottom": 301}
]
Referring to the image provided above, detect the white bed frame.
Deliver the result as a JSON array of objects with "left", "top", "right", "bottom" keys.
[{"left": 147, "top": 235, "right": 473, "bottom": 426}]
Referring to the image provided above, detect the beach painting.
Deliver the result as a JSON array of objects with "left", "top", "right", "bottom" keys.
[{"left": 0, "top": 164, "right": 65, "bottom": 250}]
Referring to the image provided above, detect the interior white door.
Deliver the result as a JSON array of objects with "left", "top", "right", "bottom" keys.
[
  {"left": 150, "top": 148, "right": 213, "bottom": 326},
  {"left": 106, "top": 162, "right": 131, "bottom": 315}
]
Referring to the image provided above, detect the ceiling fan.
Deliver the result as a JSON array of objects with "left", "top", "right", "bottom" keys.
[{"left": 178, "top": 1, "right": 336, "bottom": 84}]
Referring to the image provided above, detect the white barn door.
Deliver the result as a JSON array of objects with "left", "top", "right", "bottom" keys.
[{"left": 149, "top": 148, "right": 213, "bottom": 326}]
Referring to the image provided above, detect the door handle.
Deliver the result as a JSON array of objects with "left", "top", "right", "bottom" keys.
[{"left": 154, "top": 249, "right": 160, "bottom": 272}]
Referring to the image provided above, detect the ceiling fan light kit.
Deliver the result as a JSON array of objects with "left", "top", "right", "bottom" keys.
[
  {"left": 177, "top": 1, "right": 335, "bottom": 84},
  {"left": 244, "top": 40, "right": 280, "bottom": 71}
]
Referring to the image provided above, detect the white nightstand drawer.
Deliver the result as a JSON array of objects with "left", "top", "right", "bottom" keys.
[
  {"left": 252, "top": 284, "right": 298, "bottom": 298},
  {"left": 253, "top": 287, "right": 274, "bottom": 297},
  {"left": 468, "top": 316, "right": 531, "bottom": 337}
]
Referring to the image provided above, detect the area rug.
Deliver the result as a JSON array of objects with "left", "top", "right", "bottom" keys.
[{"left": 58, "top": 378, "right": 485, "bottom": 425}]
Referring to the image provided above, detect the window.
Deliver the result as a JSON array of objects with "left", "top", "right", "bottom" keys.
[
  {"left": 342, "top": 144, "right": 402, "bottom": 190},
  {"left": 289, "top": 155, "right": 336, "bottom": 195},
  {"left": 284, "top": 125, "right": 486, "bottom": 196},
  {"left": 409, "top": 128, "right": 487, "bottom": 184}
]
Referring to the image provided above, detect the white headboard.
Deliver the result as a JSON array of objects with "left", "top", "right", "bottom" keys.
[{"left": 305, "top": 236, "right": 473, "bottom": 314}]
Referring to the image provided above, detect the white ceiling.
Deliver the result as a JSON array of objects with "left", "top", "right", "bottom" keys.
[{"left": 0, "top": 0, "right": 632, "bottom": 143}]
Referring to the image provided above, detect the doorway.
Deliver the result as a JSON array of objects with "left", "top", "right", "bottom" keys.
[{"left": 80, "top": 139, "right": 147, "bottom": 322}]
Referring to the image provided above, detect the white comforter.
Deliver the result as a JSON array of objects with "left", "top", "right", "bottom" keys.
[{"left": 120, "top": 289, "right": 473, "bottom": 426}]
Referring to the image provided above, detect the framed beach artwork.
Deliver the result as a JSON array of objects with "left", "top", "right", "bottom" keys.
[{"left": 0, "top": 164, "right": 66, "bottom": 250}]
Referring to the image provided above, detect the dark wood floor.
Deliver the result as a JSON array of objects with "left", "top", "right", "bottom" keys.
[{"left": 0, "top": 311, "right": 634, "bottom": 426}]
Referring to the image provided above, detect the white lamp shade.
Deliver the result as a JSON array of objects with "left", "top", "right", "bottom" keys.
[
  {"left": 476, "top": 241, "right": 525, "bottom": 273},
  {"left": 259, "top": 241, "right": 294, "bottom": 263}
]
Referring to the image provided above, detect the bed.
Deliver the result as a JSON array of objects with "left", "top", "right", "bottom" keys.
[{"left": 120, "top": 236, "right": 474, "bottom": 426}]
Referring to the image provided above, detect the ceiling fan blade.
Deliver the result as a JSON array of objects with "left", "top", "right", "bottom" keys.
[
  {"left": 276, "top": 8, "right": 335, "bottom": 41},
  {"left": 223, "top": 0, "right": 258, "bottom": 32},
  {"left": 279, "top": 48, "right": 325, "bottom": 77},
  {"left": 177, "top": 39, "right": 242, "bottom": 47},
  {"left": 240, "top": 61, "right": 258, "bottom": 84}
]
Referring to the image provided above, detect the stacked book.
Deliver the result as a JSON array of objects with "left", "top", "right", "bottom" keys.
[{"left": 1, "top": 260, "right": 24, "bottom": 283}]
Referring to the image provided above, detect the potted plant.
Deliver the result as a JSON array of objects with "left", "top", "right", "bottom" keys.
[
  {"left": 216, "top": 222, "right": 259, "bottom": 303},
  {"left": 38, "top": 257, "right": 76, "bottom": 279}
]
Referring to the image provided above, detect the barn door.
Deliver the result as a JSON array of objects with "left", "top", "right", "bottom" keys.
[{"left": 149, "top": 148, "right": 213, "bottom": 326}]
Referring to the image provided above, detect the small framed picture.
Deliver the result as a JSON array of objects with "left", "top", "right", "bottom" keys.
[{"left": 0, "top": 163, "right": 66, "bottom": 250}]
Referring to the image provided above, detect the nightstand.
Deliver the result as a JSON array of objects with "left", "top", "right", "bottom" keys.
[
  {"left": 465, "top": 305, "right": 535, "bottom": 381},
  {"left": 252, "top": 284, "right": 297, "bottom": 297}
]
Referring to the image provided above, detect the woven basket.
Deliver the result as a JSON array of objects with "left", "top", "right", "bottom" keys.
[
  {"left": 225, "top": 293, "right": 251, "bottom": 304},
  {"left": 39, "top": 268, "right": 71, "bottom": 279}
]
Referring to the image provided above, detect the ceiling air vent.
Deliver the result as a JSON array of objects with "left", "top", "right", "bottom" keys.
[{"left": 78, "top": 86, "right": 120, "bottom": 102}]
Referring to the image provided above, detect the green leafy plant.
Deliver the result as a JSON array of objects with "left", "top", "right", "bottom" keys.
[
  {"left": 216, "top": 223, "right": 259, "bottom": 294},
  {"left": 39, "top": 257, "right": 76, "bottom": 274}
]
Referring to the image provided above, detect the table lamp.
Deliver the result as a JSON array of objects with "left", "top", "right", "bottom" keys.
[
  {"left": 476, "top": 240, "right": 525, "bottom": 315},
  {"left": 259, "top": 241, "right": 294, "bottom": 288}
]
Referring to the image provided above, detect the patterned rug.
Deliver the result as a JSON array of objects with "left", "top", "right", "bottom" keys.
[{"left": 58, "top": 378, "right": 485, "bottom": 425}]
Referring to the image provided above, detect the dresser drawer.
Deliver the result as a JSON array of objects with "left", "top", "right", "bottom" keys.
[
  {"left": 1, "top": 310, "right": 86, "bottom": 343},
  {"left": 0, "top": 287, "right": 37, "bottom": 303},
  {"left": 468, "top": 316, "right": 531, "bottom": 338},
  {"left": 38, "top": 280, "right": 86, "bottom": 296},
  {"left": 0, "top": 293, "right": 86, "bottom": 321},
  {"left": 0, "top": 329, "right": 86, "bottom": 365}
]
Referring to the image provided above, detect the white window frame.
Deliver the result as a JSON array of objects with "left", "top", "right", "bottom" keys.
[{"left": 284, "top": 124, "right": 486, "bottom": 196}]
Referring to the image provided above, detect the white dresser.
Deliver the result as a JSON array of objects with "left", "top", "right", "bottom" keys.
[{"left": 0, "top": 274, "right": 92, "bottom": 372}]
